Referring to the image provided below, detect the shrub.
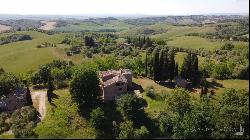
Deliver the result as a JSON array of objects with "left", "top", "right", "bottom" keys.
[
  {"left": 10, "top": 106, "right": 39, "bottom": 138},
  {"left": 145, "top": 86, "right": 155, "bottom": 99},
  {"left": 212, "top": 63, "right": 232, "bottom": 80},
  {"left": 0, "top": 34, "right": 32, "bottom": 45},
  {"left": 118, "top": 120, "right": 149, "bottom": 139},
  {"left": 0, "top": 73, "right": 23, "bottom": 97},
  {"left": 69, "top": 63, "right": 100, "bottom": 113},
  {"left": 0, "top": 113, "right": 10, "bottom": 133},
  {"left": 90, "top": 107, "right": 105, "bottom": 129},
  {"left": 116, "top": 94, "right": 146, "bottom": 121}
]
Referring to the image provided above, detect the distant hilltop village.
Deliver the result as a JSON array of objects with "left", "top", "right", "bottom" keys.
[{"left": 99, "top": 69, "right": 133, "bottom": 101}]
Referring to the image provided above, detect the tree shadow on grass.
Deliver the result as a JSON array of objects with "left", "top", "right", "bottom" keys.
[
  {"left": 48, "top": 92, "right": 59, "bottom": 107},
  {"left": 158, "top": 81, "right": 176, "bottom": 89},
  {"left": 208, "top": 80, "right": 224, "bottom": 89},
  {"left": 101, "top": 101, "right": 123, "bottom": 138},
  {"left": 49, "top": 102, "right": 57, "bottom": 108},
  {"left": 131, "top": 82, "right": 144, "bottom": 93},
  {"left": 51, "top": 92, "right": 60, "bottom": 99}
]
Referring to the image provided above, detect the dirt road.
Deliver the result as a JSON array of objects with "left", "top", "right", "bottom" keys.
[{"left": 31, "top": 91, "right": 47, "bottom": 120}]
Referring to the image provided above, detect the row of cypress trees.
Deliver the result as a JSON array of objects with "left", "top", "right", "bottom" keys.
[
  {"left": 127, "top": 36, "right": 153, "bottom": 49},
  {"left": 145, "top": 46, "right": 178, "bottom": 82},
  {"left": 180, "top": 53, "right": 199, "bottom": 84},
  {"left": 145, "top": 46, "right": 199, "bottom": 84}
]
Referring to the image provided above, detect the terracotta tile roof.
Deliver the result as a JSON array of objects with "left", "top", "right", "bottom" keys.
[
  {"left": 121, "top": 69, "right": 132, "bottom": 75},
  {"left": 103, "top": 75, "right": 128, "bottom": 87},
  {"left": 100, "top": 70, "right": 120, "bottom": 77},
  {"left": 99, "top": 69, "right": 132, "bottom": 87}
]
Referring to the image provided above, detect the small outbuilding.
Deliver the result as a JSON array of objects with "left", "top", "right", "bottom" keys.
[{"left": 175, "top": 76, "right": 188, "bottom": 88}]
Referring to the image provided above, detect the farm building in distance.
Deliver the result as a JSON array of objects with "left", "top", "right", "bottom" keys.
[
  {"left": 0, "top": 88, "right": 28, "bottom": 113},
  {"left": 99, "top": 69, "right": 133, "bottom": 101}
]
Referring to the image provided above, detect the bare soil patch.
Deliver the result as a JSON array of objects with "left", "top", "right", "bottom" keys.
[
  {"left": 39, "top": 21, "right": 56, "bottom": 30},
  {"left": 0, "top": 24, "right": 11, "bottom": 32}
]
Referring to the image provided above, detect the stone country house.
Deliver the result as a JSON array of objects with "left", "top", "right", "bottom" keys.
[
  {"left": 0, "top": 88, "right": 28, "bottom": 113},
  {"left": 99, "top": 69, "right": 133, "bottom": 101}
]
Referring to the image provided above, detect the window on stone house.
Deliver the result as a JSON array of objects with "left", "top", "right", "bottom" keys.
[{"left": 118, "top": 87, "right": 123, "bottom": 91}]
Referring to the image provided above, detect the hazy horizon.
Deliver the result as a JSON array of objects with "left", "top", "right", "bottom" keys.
[{"left": 0, "top": 0, "right": 249, "bottom": 15}]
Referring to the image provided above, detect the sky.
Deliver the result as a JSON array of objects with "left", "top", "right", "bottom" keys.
[{"left": 0, "top": 0, "right": 249, "bottom": 15}]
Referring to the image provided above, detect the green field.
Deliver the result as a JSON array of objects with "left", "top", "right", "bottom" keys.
[
  {"left": 168, "top": 36, "right": 223, "bottom": 50},
  {"left": 0, "top": 31, "right": 67, "bottom": 73},
  {"left": 0, "top": 20, "right": 248, "bottom": 74},
  {"left": 54, "top": 20, "right": 134, "bottom": 32},
  {"left": 119, "top": 23, "right": 248, "bottom": 50}
]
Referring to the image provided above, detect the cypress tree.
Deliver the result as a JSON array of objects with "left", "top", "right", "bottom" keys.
[
  {"left": 127, "top": 37, "right": 131, "bottom": 44},
  {"left": 23, "top": 80, "right": 33, "bottom": 106},
  {"left": 140, "top": 37, "right": 143, "bottom": 48},
  {"left": 85, "top": 36, "right": 95, "bottom": 47},
  {"left": 200, "top": 77, "right": 208, "bottom": 97},
  {"left": 174, "top": 63, "right": 179, "bottom": 77},
  {"left": 149, "top": 55, "right": 153, "bottom": 78},
  {"left": 47, "top": 77, "right": 54, "bottom": 103},
  {"left": 180, "top": 52, "right": 193, "bottom": 80},
  {"left": 164, "top": 48, "right": 169, "bottom": 81},
  {"left": 153, "top": 47, "right": 160, "bottom": 81},
  {"left": 138, "top": 36, "right": 141, "bottom": 47},
  {"left": 180, "top": 58, "right": 186, "bottom": 78},
  {"left": 85, "top": 36, "right": 89, "bottom": 46},
  {"left": 159, "top": 49, "right": 165, "bottom": 81},
  {"left": 187, "top": 53, "right": 192, "bottom": 80},
  {"left": 183, "top": 52, "right": 192, "bottom": 79},
  {"left": 145, "top": 37, "right": 152, "bottom": 48},
  {"left": 159, "top": 48, "right": 169, "bottom": 81},
  {"left": 145, "top": 51, "right": 148, "bottom": 77},
  {"left": 168, "top": 49, "right": 176, "bottom": 82},
  {"left": 143, "top": 36, "right": 146, "bottom": 45},
  {"left": 193, "top": 55, "right": 198, "bottom": 73},
  {"left": 191, "top": 54, "right": 199, "bottom": 84},
  {"left": 90, "top": 36, "right": 95, "bottom": 47},
  {"left": 26, "top": 85, "right": 33, "bottom": 106}
]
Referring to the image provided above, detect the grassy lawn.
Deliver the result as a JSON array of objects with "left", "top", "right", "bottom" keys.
[
  {"left": 0, "top": 133, "right": 15, "bottom": 139},
  {"left": 134, "top": 77, "right": 172, "bottom": 93},
  {"left": 0, "top": 31, "right": 69, "bottom": 73},
  {"left": 207, "top": 79, "right": 249, "bottom": 95},
  {"left": 133, "top": 77, "right": 249, "bottom": 116},
  {"left": 133, "top": 77, "right": 171, "bottom": 115},
  {"left": 34, "top": 89, "right": 97, "bottom": 139}
]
